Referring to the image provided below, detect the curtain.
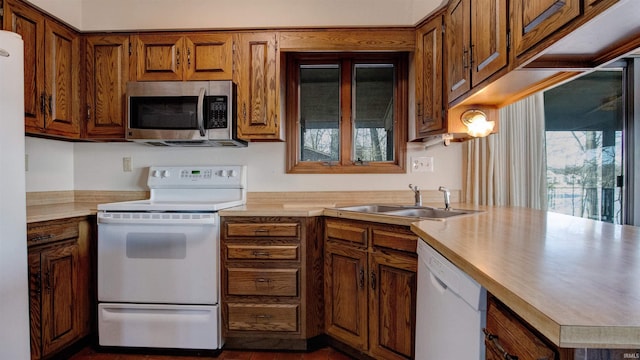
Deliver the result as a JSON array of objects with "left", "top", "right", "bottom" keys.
[{"left": 463, "top": 93, "right": 547, "bottom": 209}]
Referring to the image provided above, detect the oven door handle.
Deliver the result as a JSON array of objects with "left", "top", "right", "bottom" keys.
[
  {"left": 197, "top": 87, "right": 206, "bottom": 137},
  {"left": 98, "top": 213, "right": 216, "bottom": 225}
]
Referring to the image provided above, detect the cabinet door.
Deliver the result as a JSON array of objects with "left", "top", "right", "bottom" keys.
[
  {"left": 511, "top": 0, "right": 581, "bottom": 59},
  {"left": 414, "top": 15, "right": 444, "bottom": 137},
  {"left": 134, "top": 34, "right": 184, "bottom": 81},
  {"left": 369, "top": 250, "right": 417, "bottom": 360},
  {"left": 446, "top": 0, "right": 471, "bottom": 102},
  {"left": 85, "top": 35, "right": 130, "bottom": 139},
  {"left": 234, "top": 32, "right": 283, "bottom": 140},
  {"left": 40, "top": 243, "right": 80, "bottom": 357},
  {"left": 324, "top": 241, "right": 368, "bottom": 351},
  {"left": 3, "top": 0, "right": 45, "bottom": 132},
  {"left": 471, "top": 0, "right": 508, "bottom": 86},
  {"left": 184, "top": 33, "right": 233, "bottom": 80},
  {"left": 43, "top": 20, "right": 80, "bottom": 137},
  {"left": 28, "top": 251, "right": 42, "bottom": 360}
]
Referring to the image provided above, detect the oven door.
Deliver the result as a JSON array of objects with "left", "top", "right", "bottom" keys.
[{"left": 97, "top": 212, "right": 219, "bottom": 304}]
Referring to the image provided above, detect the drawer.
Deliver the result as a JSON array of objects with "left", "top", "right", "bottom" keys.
[
  {"left": 325, "top": 219, "right": 368, "bottom": 246},
  {"left": 371, "top": 227, "right": 417, "bottom": 253},
  {"left": 27, "top": 219, "right": 79, "bottom": 246},
  {"left": 226, "top": 223, "right": 299, "bottom": 238},
  {"left": 226, "top": 244, "right": 299, "bottom": 260},
  {"left": 227, "top": 268, "right": 298, "bottom": 296},
  {"left": 484, "top": 297, "right": 555, "bottom": 360},
  {"left": 227, "top": 303, "right": 298, "bottom": 332}
]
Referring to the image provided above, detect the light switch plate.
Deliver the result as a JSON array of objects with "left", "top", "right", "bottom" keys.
[{"left": 411, "top": 156, "right": 434, "bottom": 172}]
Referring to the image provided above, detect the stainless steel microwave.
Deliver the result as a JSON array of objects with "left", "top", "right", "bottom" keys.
[{"left": 126, "top": 80, "right": 247, "bottom": 147}]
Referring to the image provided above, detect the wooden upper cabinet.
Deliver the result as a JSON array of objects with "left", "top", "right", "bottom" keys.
[
  {"left": 414, "top": 13, "right": 445, "bottom": 138},
  {"left": 471, "top": 0, "right": 508, "bottom": 85},
  {"left": 133, "top": 33, "right": 232, "bottom": 81},
  {"left": 3, "top": 0, "right": 45, "bottom": 132},
  {"left": 446, "top": 0, "right": 471, "bottom": 102},
  {"left": 446, "top": 0, "right": 507, "bottom": 103},
  {"left": 43, "top": 20, "right": 81, "bottom": 137},
  {"left": 234, "top": 32, "right": 284, "bottom": 141},
  {"left": 184, "top": 34, "right": 233, "bottom": 80},
  {"left": 4, "top": 0, "right": 80, "bottom": 138},
  {"left": 511, "top": 0, "right": 581, "bottom": 61},
  {"left": 85, "top": 35, "right": 131, "bottom": 139}
]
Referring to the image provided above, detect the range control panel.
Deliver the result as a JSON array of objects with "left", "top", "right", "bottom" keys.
[{"left": 147, "top": 165, "right": 245, "bottom": 188}]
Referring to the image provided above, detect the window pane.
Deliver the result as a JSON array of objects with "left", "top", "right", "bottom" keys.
[
  {"left": 353, "top": 64, "right": 395, "bottom": 162},
  {"left": 544, "top": 71, "right": 624, "bottom": 224},
  {"left": 299, "top": 65, "right": 340, "bottom": 162}
]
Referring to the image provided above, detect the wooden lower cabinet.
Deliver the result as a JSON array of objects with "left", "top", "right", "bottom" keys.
[
  {"left": 27, "top": 217, "right": 93, "bottom": 360},
  {"left": 324, "top": 218, "right": 417, "bottom": 360},
  {"left": 220, "top": 216, "right": 324, "bottom": 350}
]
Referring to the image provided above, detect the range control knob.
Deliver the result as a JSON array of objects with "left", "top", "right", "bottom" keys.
[
  {"left": 217, "top": 170, "right": 228, "bottom": 177},
  {"left": 152, "top": 170, "right": 161, "bottom": 178},
  {"left": 161, "top": 170, "right": 170, "bottom": 178},
  {"left": 228, "top": 170, "right": 238, "bottom": 177}
]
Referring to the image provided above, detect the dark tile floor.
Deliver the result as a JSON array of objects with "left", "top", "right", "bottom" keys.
[{"left": 69, "top": 346, "right": 355, "bottom": 360}]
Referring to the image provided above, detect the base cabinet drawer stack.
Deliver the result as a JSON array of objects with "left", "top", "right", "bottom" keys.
[
  {"left": 27, "top": 216, "right": 93, "bottom": 360},
  {"left": 220, "top": 216, "right": 323, "bottom": 350}
]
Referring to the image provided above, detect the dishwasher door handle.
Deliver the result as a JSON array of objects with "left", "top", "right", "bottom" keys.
[{"left": 429, "top": 272, "right": 448, "bottom": 293}]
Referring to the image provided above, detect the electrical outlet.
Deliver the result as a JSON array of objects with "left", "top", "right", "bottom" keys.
[
  {"left": 123, "top": 157, "right": 132, "bottom": 172},
  {"left": 411, "top": 156, "right": 434, "bottom": 172}
]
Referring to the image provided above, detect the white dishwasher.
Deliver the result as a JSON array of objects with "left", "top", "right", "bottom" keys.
[{"left": 415, "top": 239, "right": 487, "bottom": 360}]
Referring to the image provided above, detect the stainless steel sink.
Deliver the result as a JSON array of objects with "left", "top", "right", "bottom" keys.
[{"left": 334, "top": 204, "right": 481, "bottom": 220}]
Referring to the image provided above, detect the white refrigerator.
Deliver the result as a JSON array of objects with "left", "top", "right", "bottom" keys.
[{"left": 0, "top": 30, "right": 31, "bottom": 359}]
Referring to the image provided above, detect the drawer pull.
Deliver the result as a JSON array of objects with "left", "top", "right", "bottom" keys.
[
  {"left": 252, "top": 251, "right": 271, "bottom": 257},
  {"left": 255, "top": 314, "right": 272, "bottom": 321},
  {"left": 31, "top": 234, "right": 53, "bottom": 242},
  {"left": 483, "top": 328, "right": 519, "bottom": 360},
  {"left": 254, "top": 228, "right": 270, "bottom": 235},
  {"left": 254, "top": 278, "right": 272, "bottom": 283}
]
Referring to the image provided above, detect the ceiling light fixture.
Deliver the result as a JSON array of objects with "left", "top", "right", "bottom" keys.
[{"left": 460, "top": 109, "right": 495, "bottom": 137}]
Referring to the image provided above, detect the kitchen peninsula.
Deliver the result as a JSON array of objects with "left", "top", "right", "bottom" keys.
[{"left": 409, "top": 207, "right": 640, "bottom": 351}]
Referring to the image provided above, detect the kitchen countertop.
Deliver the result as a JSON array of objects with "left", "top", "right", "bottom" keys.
[
  {"left": 410, "top": 206, "right": 640, "bottom": 349},
  {"left": 27, "top": 202, "right": 98, "bottom": 223}
]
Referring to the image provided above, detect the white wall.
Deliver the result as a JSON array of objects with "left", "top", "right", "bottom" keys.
[
  {"left": 70, "top": 141, "right": 462, "bottom": 192},
  {"left": 27, "top": 0, "right": 445, "bottom": 31},
  {"left": 25, "top": 138, "right": 75, "bottom": 192}
]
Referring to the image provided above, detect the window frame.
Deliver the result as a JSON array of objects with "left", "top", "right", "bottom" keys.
[{"left": 285, "top": 52, "right": 408, "bottom": 174}]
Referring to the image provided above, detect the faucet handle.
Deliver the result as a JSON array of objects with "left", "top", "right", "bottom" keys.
[{"left": 409, "top": 184, "right": 419, "bottom": 192}]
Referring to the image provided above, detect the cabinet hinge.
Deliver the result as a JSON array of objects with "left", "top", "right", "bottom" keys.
[
  {"left": 128, "top": 43, "right": 132, "bottom": 56},
  {"left": 441, "top": 22, "right": 445, "bottom": 34},
  {"left": 507, "top": 31, "right": 511, "bottom": 51},
  {"left": 0, "top": 8, "right": 4, "bottom": 17}
]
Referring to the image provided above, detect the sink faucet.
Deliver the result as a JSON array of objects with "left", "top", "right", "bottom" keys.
[
  {"left": 409, "top": 184, "right": 422, "bottom": 206},
  {"left": 438, "top": 186, "right": 451, "bottom": 210}
]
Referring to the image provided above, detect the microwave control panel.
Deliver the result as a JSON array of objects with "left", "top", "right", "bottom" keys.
[{"left": 207, "top": 96, "right": 228, "bottom": 129}]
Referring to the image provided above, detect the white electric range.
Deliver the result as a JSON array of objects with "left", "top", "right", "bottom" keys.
[{"left": 96, "top": 165, "right": 246, "bottom": 350}]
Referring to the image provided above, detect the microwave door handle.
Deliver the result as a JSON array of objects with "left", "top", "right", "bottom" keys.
[{"left": 197, "top": 87, "right": 206, "bottom": 137}]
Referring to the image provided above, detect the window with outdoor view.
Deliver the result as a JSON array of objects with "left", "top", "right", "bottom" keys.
[{"left": 286, "top": 53, "right": 407, "bottom": 174}]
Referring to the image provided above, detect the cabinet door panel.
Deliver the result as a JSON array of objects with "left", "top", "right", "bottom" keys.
[
  {"left": 235, "top": 32, "right": 282, "bottom": 140},
  {"left": 446, "top": 0, "right": 471, "bottom": 102},
  {"left": 369, "top": 251, "right": 417, "bottom": 360},
  {"left": 324, "top": 242, "right": 368, "bottom": 350},
  {"left": 135, "top": 35, "right": 184, "bottom": 81},
  {"left": 511, "top": 0, "right": 581, "bottom": 58},
  {"left": 44, "top": 20, "right": 80, "bottom": 137},
  {"left": 414, "top": 15, "right": 444, "bottom": 137},
  {"left": 184, "top": 34, "right": 232, "bottom": 80},
  {"left": 28, "top": 251, "right": 42, "bottom": 360},
  {"left": 4, "top": 0, "right": 45, "bottom": 131},
  {"left": 41, "top": 243, "right": 80, "bottom": 357},
  {"left": 86, "top": 35, "right": 130, "bottom": 139},
  {"left": 471, "top": 0, "right": 508, "bottom": 86}
]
